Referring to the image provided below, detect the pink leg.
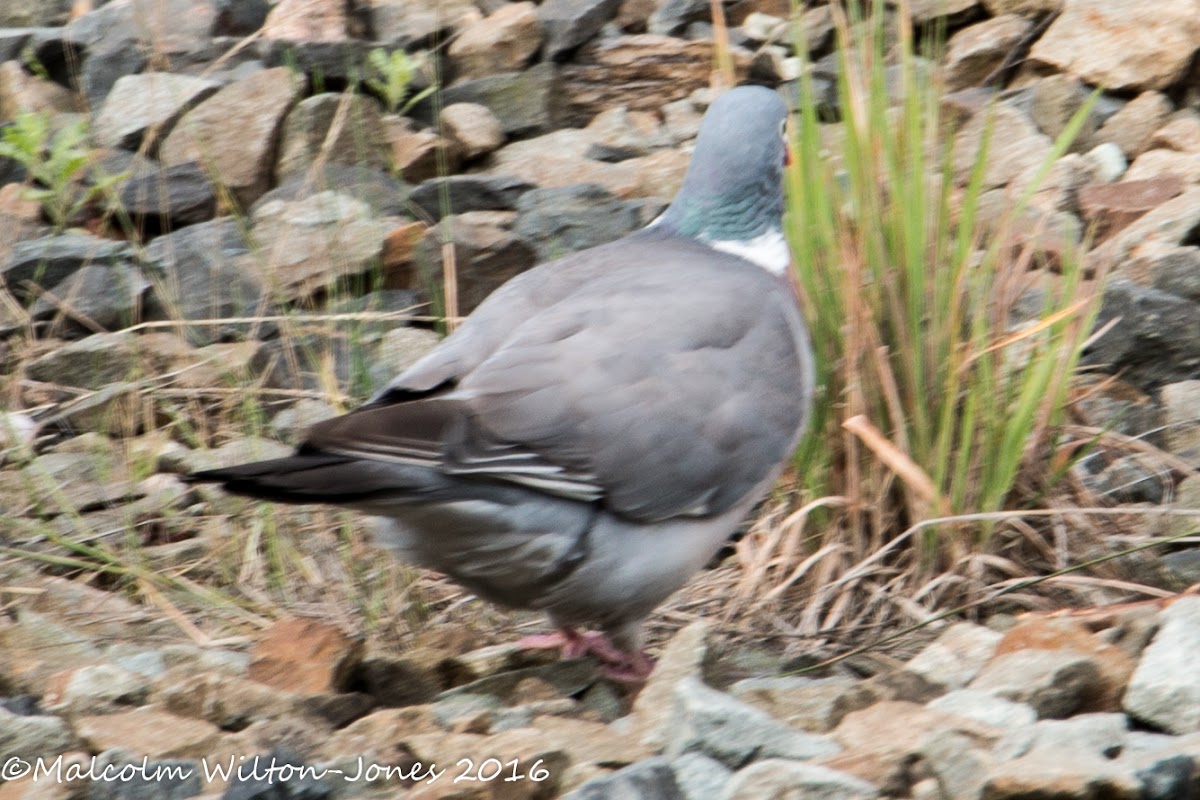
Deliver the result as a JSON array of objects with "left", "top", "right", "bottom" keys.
[{"left": 518, "top": 628, "right": 655, "bottom": 682}]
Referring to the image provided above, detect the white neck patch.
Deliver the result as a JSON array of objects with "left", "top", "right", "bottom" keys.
[{"left": 700, "top": 228, "right": 790, "bottom": 276}]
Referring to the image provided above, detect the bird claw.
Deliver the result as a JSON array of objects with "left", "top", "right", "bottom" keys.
[{"left": 516, "top": 628, "right": 655, "bottom": 682}]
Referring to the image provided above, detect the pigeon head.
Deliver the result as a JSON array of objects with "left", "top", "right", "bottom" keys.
[{"left": 655, "top": 85, "right": 790, "bottom": 262}]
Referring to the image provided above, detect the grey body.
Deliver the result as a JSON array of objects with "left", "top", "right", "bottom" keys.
[{"left": 191, "top": 86, "right": 814, "bottom": 654}]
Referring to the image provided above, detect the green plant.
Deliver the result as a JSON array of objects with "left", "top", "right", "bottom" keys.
[
  {"left": 363, "top": 48, "right": 435, "bottom": 115},
  {"left": 733, "top": 1, "right": 1105, "bottom": 632},
  {"left": 0, "top": 111, "right": 125, "bottom": 229}
]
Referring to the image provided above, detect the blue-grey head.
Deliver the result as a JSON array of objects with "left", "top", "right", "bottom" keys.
[{"left": 654, "top": 85, "right": 790, "bottom": 263}]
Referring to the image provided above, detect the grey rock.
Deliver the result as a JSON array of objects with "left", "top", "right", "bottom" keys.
[
  {"left": 1153, "top": 247, "right": 1200, "bottom": 303},
  {"left": 439, "top": 102, "right": 505, "bottom": 160},
  {"left": 0, "top": 0, "right": 74, "bottom": 27},
  {"left": 1082, "top": 454, "right": 1169, "bottom": 504},
  {"left": 159, "top": 66, "right": 301, "bottom": 208},
  {"left": 430, "top": 692, "right": 503, "bottom": 729},
  {"left": 1015, "top": 713, "right": 1128, "bottom": 760},
  {"left": 1090, "top": 91, "right": 1173, "bottom": 158},
  {"left": 920, "top": 730, "right": 992, "bottom": 800},
  {"left": 117, "top": 162, "right": 217, "bottom": 230},
  {"left": 250, "top": 334, "right": 353, "bottom": 393},
  {"left": 969, "top": 650, "right": 1102, "bottom": 719},
  {"left": 276, "top": 93, "right": 390, "bottom": 183},
  {"left": 90, "top": 756, "right": 202, "bottom": 800},
  {"left": 1162, "top": 380, "right": 1200, "bottom": 466},
  {"left": 109, "top": 649, "right": 168, "bottom": 679},
  {"left": 368, "top": 326, "right": 441, "bottom": 393},
  {"left": 670, "top": 752, "right": 731, "bottom": 800},
  {"left": 720, "top": 759, "right": 878, "bottom": 800},
  {"left": 24, "top": 332, "right": 141, "bottom": 389},
  {"left": 92, "top": 73, "right": 221, "bottom": 152},
  {"left": 254, "top": 164, "right": 410, "bottom": 219},
  {"left": 80, "top": 43, "right": 150, "bottom": 111},
  {"left": 415, "top": 211, "right": 537, "bottom": 314},
  {"left": 434, "top": 659, "right": 597, "bottom": 704},
  {"left": 28, "top": 260, "right": 149, "bottom": 334},
  {"left": 1124, "top": 596, "right": 1200, "bottom": 733},
  {"left": 436, "top": 62, "right": 560, "bottom": 136},
  {"left": 221, "top": 747, "right": 332, "bottom": 800},
  {"left": 514, "top": 184, "right": 640, "bottom": 262},
  {"left": 539, "top": 0, "right": 621, "bottom": 61},
  {"left": 648, "top": 0, "right": 708, "bottom": 36},
  {"left": 1084, "top": 279, "right": 1200, "bottom": 388},
  {"left": 903, "top": 623, "right": 1003, "bottom": 691},
  {"left": 43, "top": 382, "right": 141, "bottom": 438},
  {"left": 564, "top": 757, "right": 683, "bottom": 799},
  {"left": 625, "top": 621, "right": 714, "bottom": 751},
  {"left": 953, "top": 102, "right": 1053, "bottom": 189},
  {"left": 142, "top": 217, "right": 268, "bottom": 346},
  {"left": 0, "top": 707, "right": 75, "bottom": 762},
  {"left": 45, "top": 663, "right": 149, "bottom": 714},
  {"left": 3, "top": 234, "right": 132, "bottom": 302},
  {"left": 269, "top": 399, "right": 339, "bottom": 445},
  {"left": 943, "top": 14, "right": 1032, "bottom": 91},
  {"left": 183, "top": 437, "right": 294, "bottom": 476},
  {"left": 730, "top": 676, "right": 859, "bottom": 733},
  {"left": 664, "top": 677, "right": 842, "bottom": 769},
  {"left": 1030, "top": 74, "right": 1108, "bottom": 153},
  {"left": 260, "top": 38, "right": 374, "bottom": 87},
  {"left": 409, "top": 175, "right": 535, "bottom": 221},
  {"left": 928, "top": 689, "right": 1037, "bottom": 729},
  {"left": 369, "top": 0, "right": 481, "bottom": 49}
]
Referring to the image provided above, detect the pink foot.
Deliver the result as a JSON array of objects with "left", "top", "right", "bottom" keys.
[{"left": 517, "top": 628, "right": 655, "bottom": 682}]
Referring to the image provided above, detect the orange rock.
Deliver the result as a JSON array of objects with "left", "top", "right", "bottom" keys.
[{"left": 248, "top": 617, "right": 363, "bottom": 695}]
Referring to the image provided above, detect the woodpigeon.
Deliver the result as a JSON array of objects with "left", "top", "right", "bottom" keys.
[{"left": 190, "top": 85, "right": 815, "bottom": 679}]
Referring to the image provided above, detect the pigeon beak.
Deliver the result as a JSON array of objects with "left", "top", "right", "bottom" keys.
[{"left": 784, "top": 146, "right": 792, "bottom": 167}]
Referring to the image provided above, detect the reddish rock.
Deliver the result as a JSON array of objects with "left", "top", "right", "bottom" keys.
[
  {"left": 248, "top": 617, "right": 363, "bottom": 695},
  {"left": 992, "top": 616, "right": 1137, "bottom": 712},
  {"left": 1078, "top": 175, "right": 1185, "bottom": 241},
  {"left": 387, "top": 117, "right": 462, "bottom": 183},
  {"left": 1151, "top": 114, "right": 1200, "bottom": 154},
  {"left": 439, "top": 103, "right": 505, "bottom": 160},
  {"left": 943, "top": 15, "right": 1032, "bottom": 91},
  {"left": 76, "top": 708, "right": 221, "bottom": 758},
  {"left": 262, "top": 0, "right": 348, "bottom": 41},
  {"left": 382, "top": 222, "right": 428, "bottom": 273},
  {"left": 448, "top": 2, "right": 541, "bottom": 80},
  {"left": 1089, "top": 92, "right": 1173, "bottom": 159}
]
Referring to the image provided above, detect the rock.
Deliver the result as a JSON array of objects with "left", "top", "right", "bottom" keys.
[
  {"left": 439, "top": 102, "right": 505, "bottom": 160},
  {"left": 387, "top": 117, "right": 463, "bottom": 183},
  {"left": 89, "top": 754, "right": 202, "bottom": 800},
  {"left": 13, "top": 449, "right": 137, "bottom": 514},
  {"left": 0, "top": 707, "right": 76, "bottom": 761},
  {"left": 943, "top": 15, "right": 1032, "bottom": 91},
  {"left": 1091, "top": 92, "right": 1174, "bottom": 159},
  {"left": 540, "top": 0, "right": 621, "bottom": 61},
  {"left": 1009, "top": 713, "right": 1128, "bottom": 761},
  {"left": 721, "top": 759, "right": 879, "bottom": 800},
  {"left": 411, "top": 211, "right": 535, "bottom": 314},
  {"left": 256, "top": 163, "right": 410, "bottom": 218},
  {"left": 220, "top": 746, "right": 334, "bottom": 800},
  {"left": 248, "top": 333, "right": 352, "bottom": 393},
  {"left": 239, "top": 190, "right": 394, "bottom": 301},
  {"left": 248, "top": 617, "right": 364, "bottom": 695},
  {"left": 437, "top": 62, "right": 561, "bottom": 136},
  {"left": 28, "top": 259, "right": 150, "bottom": 335},
  {"left": 116, "top": 162, "right": 217, "bottom": 231},
  {"left": 647, "top": 0, "right": 708, "bottom": 36},
  {"left": 269, "top": 399, "right": 339, "bottom": 445},
  {"left": 76, "top": 708, "right": 221, "bottom": 759},
  {"left": 902, "top": 622, "right": 1003, "bottom": 692},
  {"left": 409, "top": 175, "right": 534, "bottom": 221},
  {"left": 1092, "top": 187, "right": 1200, "bottom": 274},
  {"left": 586, "top": 107, "right": 669, "bottom": 161},
  {"left": 24, "top": 332, "right": 141, "bottom": 390},
  {"left": 3, "top": 234, "right": 132, "bottom": 302},
  {"left": 1086, "top": 142, "right": 1128, "bottom": 183},
  {"left": 1029, "top": 0, "right": 1200, "bottom": 92},
  {"left": 182, "top": 437, "right": 294, "bottom": 476},
  {"left": 260, "top": 39, "right": 375, "bottom": 87},
  {"left": 1030, "top": 74, "right": 1107, "bottom": 152},
  {"left": 730, "top": 676, "right": 859, "bottom": 733},
  {"left": 159, "top": 67, "right": 302, "bottom": 208},
  {"left": 92, "top": 73, "right": 221, "bottom": 153},
  {"left": 262, "top": 0, "right": 349, "bottom": 40},
  {"left": 485, "top": 129, "right": 641, "bottom": 198},
  {"left": 1123, "top": 594, "right": 1200, "bottom": 734},
  {"left": 563, "top": 757, "right": 682, "bottom": 799},
  {"left": 514, "top": 184, "right": 641, "bottom": 262},
  {"left": 1161, "top": 381, "right": 1200, "bottom": 466},
  {"left": 448, "top": 1, "right": 541, "bottom": 79},
  {"left": 969, "top": 649, "right": 1102, "bottom": 719},
  {"left": 561, "top": 35, "right": 750, "bottom": 128},
  {"left": 1151, "top": 113, "right": 1200, "bottom": 154},
  {"left": 908, "top": 0, "right": 980, "bottom": 21},
  {"left": 1123, "top": 149, "right": 1200, "bottom": 184},
  {"left": 928, "top": 689, "right": 1037, "bottom": 729},
  {"left": 669, "top": 752, "right": 730, "bottom": 800},
  {"left": 370, "top": 327, "right": 442, "bottom": 390},
  {"left": 1084, "top": 279, "right": 1200, "bottom": 387},
  {"left": 625, "top": 621, "right": 713, "bottom": 751},
  {"left": 151, "top": 669, "right": 309, "bottom": 730},
  {"left": 435, "top": 659, "right": 598, "bottom": 706},
  {"left": 663, "top": 677, "right": 842, "bottom": 769},
  {"left": 982, "top": 0, "right": 1059, "bottom": 13},
  {"left": 1078, "top": 176, "right": 1186, "bottom": 241},
  {"left": 0, "top": 60, "right": 82, "bottom": 119},
  {"left": 141, "top": 217, "right": 267, "bottom": 346},
  {"left": 276, "top": 93, "right": 391, "bottom": 182},
  {"left": 953, "top": 102, "right": 1053, "bottom": 189},
  {"left": 42, "top": 662, "right": 149, "bottom": 715},
  {"left": 982, "top": 748, "right": 1140, "bottom": 799},
  {"left": 370, "top": 0, "right": 481, "bottom": 48}
]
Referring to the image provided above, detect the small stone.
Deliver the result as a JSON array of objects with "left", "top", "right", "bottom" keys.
[
  {"left": 248, "top": 617, "right": 363, "bottom": 695},
  {"left": 43, "top": 663, "right": 149, "bottom": 714},
  {"left": 0, "top": 707, "right": 76, "bottom": 762},
  {"left": 1123, "top": 149, "right": 1200, "bottom": 184},
  {"left": 439, "top": 102, "right": 505, "bottom": 160},
  {"left": 276, "top": 93, "right": 390, "bottom": 182},
  {"left": 387, "top": 121, "right": 461, "bottom": 184},
  {"left": 439, "top": 62, "right": 561, "bottom": 137},
  {"left": 586, "top": 106, "right": 668, "bottom": 161},
  {"left": 117, "top": 162, "right": 216, "bottom": 230},
  {"left": 1151, "top": 113, "right": 1200, "bottom": 154},
  {"left": 983, "top": 748, "right": 1140, "bottom": 799},
  {"left": 1161, "top": 381, "right": 1200, "bottom": 467},
  {"left": 627, "top": 621, "right": 713, "bottom": 751},
  {"left": 1086, "top": 143, "right": 1127, "bottom": 183},
  {"left": 263, "top": 0, "right": 348, "bottom": 40},
  {"left": 409, "top": 175, "right": 534, "bottom": 221},
  {"left": 448, "top": 2, "right": 541, "bottom": 79},
  {"left": 412, "top": 211, "right": 536, "bottom": 314},
  {"left": 730, "top": 676, "right": 859, "bottom": 733},
  {"left": 24, "top": 332, "right": 141, "bottom": 390},
  {"left": 269, "top": 399, "right": 339, "bottom": 445},
  {"left": 514, "top": 183, "right": 641, "bottom": 262},
  {"left": 928, "top": 689, "right": 1037, "bottom": 729},
  {"left": 92, "top": 73, "right": 220, "bottom": 152},
  {"left": 561, "top": 755, "right": 680, "bottom": 799},
  {"left": 953, "top": 102, "right": 1053, "bottom": 189},
  {"left": 670, "top": 752, "right": 731, "bottom": 800},
  {"left": 969, "top": 650, "right": 1103, "bottom": 719}
]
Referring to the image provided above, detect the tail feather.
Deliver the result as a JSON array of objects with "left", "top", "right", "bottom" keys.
[{"left": 187, "top": 453, "right": 437, "bottom": 505}]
